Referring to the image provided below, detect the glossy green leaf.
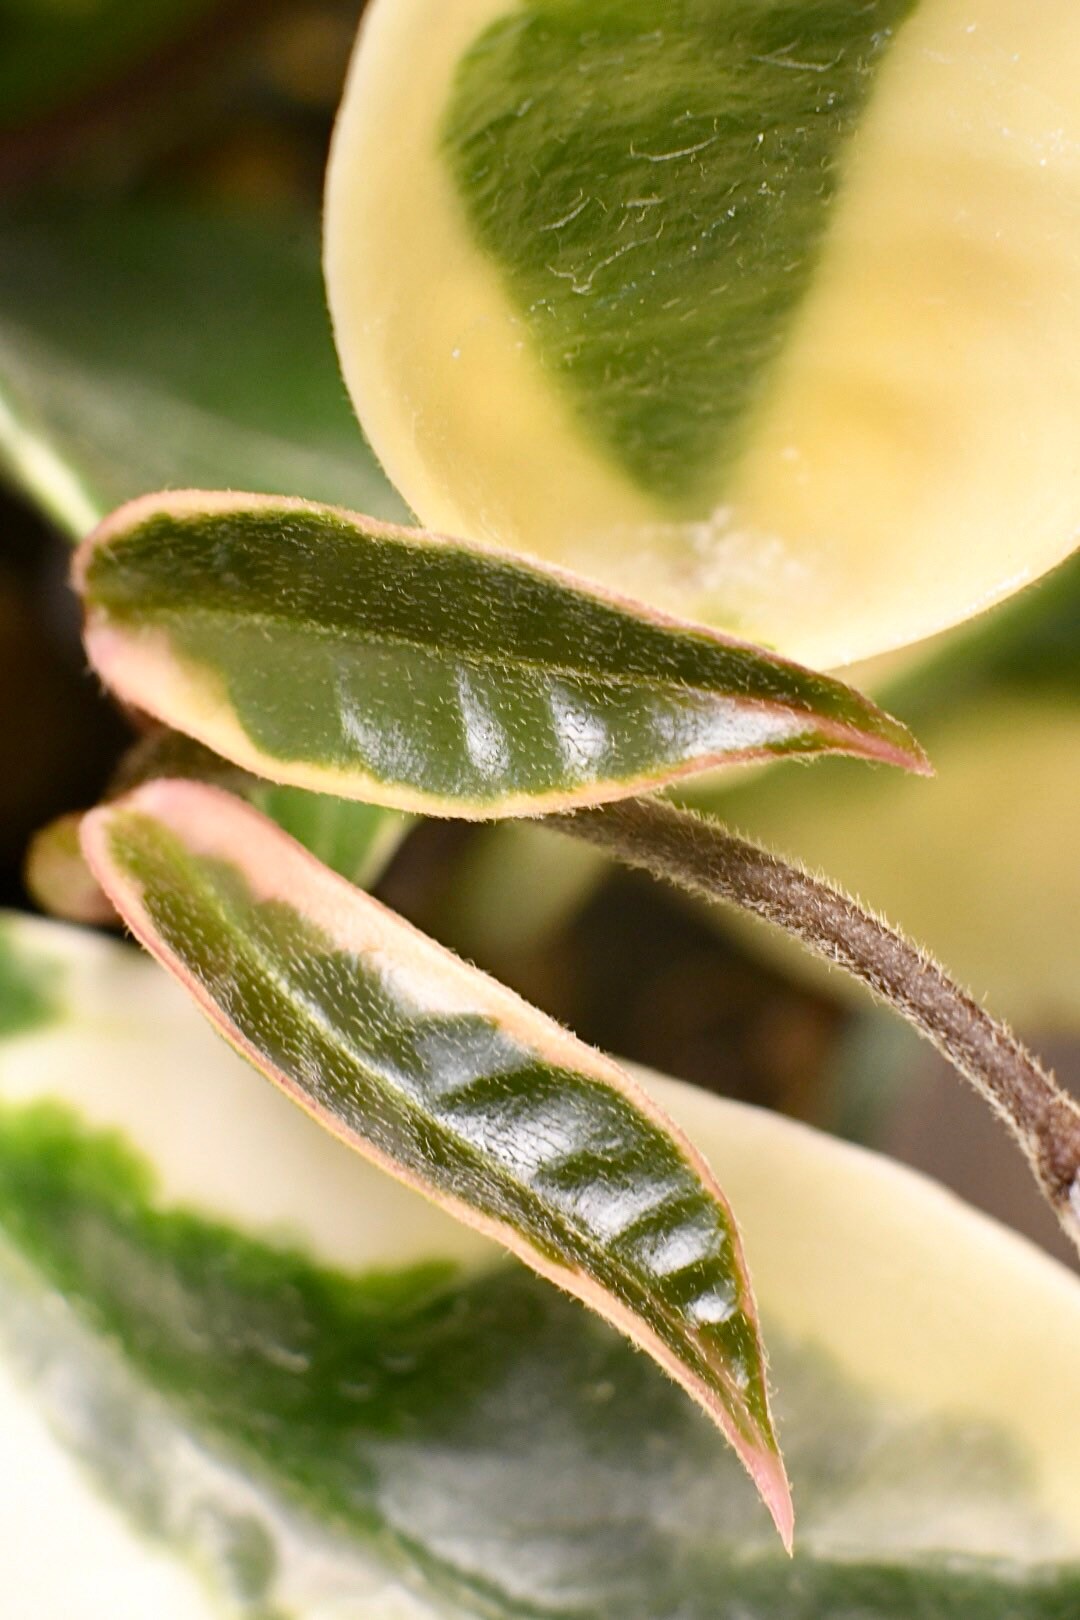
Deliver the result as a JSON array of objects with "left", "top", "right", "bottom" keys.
[
  {"left": 80, "top": 778, "right": 793, "bottom": 1542},
  {"left": 0, "top": 206, "right": 408, "bottom": 538},
  {"left": 0, "top": 0, "right": 220, "bottom": 129},
  {"left": 3, "top": 913, "right": 1080, "bottom": 1617},
  {"left": 77, "top": 491, "right": 925, "bottom": 817},
  {"left": 327, "top": 0, "right": 1080, "bottom": 668}
]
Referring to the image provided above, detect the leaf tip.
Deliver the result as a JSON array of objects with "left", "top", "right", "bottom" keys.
[
  {"left": 902, "top": 731, "right": 935, "bottom": 780},
  {"left": 848, "top": 705, "right": 933, "bottom": 778},
  {"left": 750, "top": 1444, "right": 795, "bottom": 1553}
]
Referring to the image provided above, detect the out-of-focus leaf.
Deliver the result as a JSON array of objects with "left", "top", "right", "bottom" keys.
[
  {"left": 435, "top": 817, "right": 607, "bottom": 962},
  {"left": 77, "top": 491, "right": 925, "bottom": 817},
  {"left": 25, "top": 734, "right": 412, "bottom": 925},
  {"left": 0, "top": 921, "right": 58, "bottom": 1038},
  {"left": 327, "top": 0, "right": 1080, "bottom": 668},
  {"left": 23, "top": 812, "right": 117, "bottom": 926},
  {"left": 3, "top": 912, "right": 1080, "bottom": 1617},
  {"left": 0, "top": 0, "right": 221, "bottom": 130},
  {"left": 0, "top": 206, "right": 407, "bottom": 538},
  {"left": 688, "top": 558, "right": 1080, "bottom": 1028},
  {"left": 81, "top": 780, "right": 793, "bottom": 1540},
  {"left": 251, "top": 782, "right": 408, "bottom": 890}
]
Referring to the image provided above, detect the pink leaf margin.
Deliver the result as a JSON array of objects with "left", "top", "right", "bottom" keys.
[
  {"left": 74, "top": 490, "right": 930, "bottom": 819},
  {"left": 82, "top": 776, "right": 795, "bottom": 1548}
]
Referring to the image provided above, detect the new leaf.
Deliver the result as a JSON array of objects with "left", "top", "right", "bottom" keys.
[
  {"left": 82, "top": 778, "right": 793, "bottom": 1544},
  {"left": 77, "top": 491, "right": 926, "bottom": 818}
]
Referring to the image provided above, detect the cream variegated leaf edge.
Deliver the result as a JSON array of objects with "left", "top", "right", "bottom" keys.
[
  {"left": 75, "top": 492, "right": 926, "bottom": 819},
  {"left": 80, "top": 780, "right": 794, "bottom": 1541},
  {"left": 326, "top": 0, "right": 1080, "bottom": 669},
  {"left": 2, "top": 913, "right": 1080, "bottom": 1619}
]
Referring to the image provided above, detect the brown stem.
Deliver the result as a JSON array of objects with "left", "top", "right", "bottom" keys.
[{"left": 553, "top": 796, "right": 1080, "bottom": 1259}]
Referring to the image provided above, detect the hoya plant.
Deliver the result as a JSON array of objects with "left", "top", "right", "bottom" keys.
[{"left": 1, "top": 1, "right": 1079, "bottom": 1614}]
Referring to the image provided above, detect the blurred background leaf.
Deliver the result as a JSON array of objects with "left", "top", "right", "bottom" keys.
[{"left": 0, "top": 204, "right": 406, "bottom": 534}]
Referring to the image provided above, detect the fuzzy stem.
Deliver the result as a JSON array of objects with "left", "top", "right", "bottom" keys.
[{"left": 553, "top": 796, "right": 1080, "bottom": 1259}]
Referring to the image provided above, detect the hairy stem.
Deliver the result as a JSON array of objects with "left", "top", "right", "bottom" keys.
[{"left": 553, "top": 796, "right": 1080, "bottom": 1259}]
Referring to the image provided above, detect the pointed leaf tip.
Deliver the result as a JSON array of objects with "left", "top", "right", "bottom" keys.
[
  {"left": 76, "top": 490, "right": 926, "bottom": 817},
  {"left": 81, "top": 776, "right": 793, "bottom": 1542}
]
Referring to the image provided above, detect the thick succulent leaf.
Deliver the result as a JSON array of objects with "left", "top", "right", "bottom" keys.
[
  {"left": 0, "top": 206, "right": 407, "bottom": 538},
  {"left": 80, "top": 779, "right": 793, "bottom": 1541},
  {"left": 3, "top": 915, "right": 1080, "bottom": 1618},
  {"left": 0, "top": 0, "right": 219, "bottom": 129},
  {"left": 326, "top": 0, "right": 1080, "bottom": 668},
  {"left": 687, "top": 556, "right": 1080, "bottom": 1028},
  {"left": 76, "top": 491, "right": 925, "bottom": 817}
]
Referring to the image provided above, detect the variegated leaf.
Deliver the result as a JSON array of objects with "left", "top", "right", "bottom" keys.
[
  {"left": 326, "top": 0, "right": 1080, "bottom": 668},
  {"left": 76, "top": 491, "right": 925, "bottom": 818},
  {"left": 80, "top": 779, "right": 794, "bottom": 1542},
  {"left": 3, "top": 913, "right": 1080, "bottom": 1617},
  {"left": 24, "top": 733, "right": 412, "bottom": 926},
  {"left": 113, "top": 731, "right": 414, "bottom": 894}
]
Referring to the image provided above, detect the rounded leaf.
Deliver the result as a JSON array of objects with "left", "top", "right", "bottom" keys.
[{"left": 326, "top": 0, "right": 1080, "bottom": 667}]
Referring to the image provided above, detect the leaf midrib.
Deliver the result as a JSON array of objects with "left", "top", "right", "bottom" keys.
[{"left": 109, "top": 596, "right": 824, "bottom": 722}]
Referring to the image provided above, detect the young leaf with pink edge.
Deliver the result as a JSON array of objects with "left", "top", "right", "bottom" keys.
[
  {"left": 75, "top": 490, "right": 927, "bottom": 819},
  {"left": 80, "top": 777, "right": 794, "bottom": 1546}
]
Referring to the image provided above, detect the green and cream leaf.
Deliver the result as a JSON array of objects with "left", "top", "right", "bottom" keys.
[
  {"left": 80, "top": 779, "right": 794, "bottom": 1541},
  {"left": 24, "top": 734, "right": 412, "bottom": 926},
  {"left": 114, "top": 730, "right": 414, "bottom": 894},
  {"left": 327, "top": 0, "right": 1080, "bottom": 667},
  {"left": 76, "top": 491, "right": 926, "bottom": 817},
  {"left": 3, "top": 914, "right": 1080, "bottom": 1617}
]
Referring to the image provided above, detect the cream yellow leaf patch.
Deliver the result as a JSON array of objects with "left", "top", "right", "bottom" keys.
[{"left": 327, "top": 0, "right": 1080, "bottom": 667}]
